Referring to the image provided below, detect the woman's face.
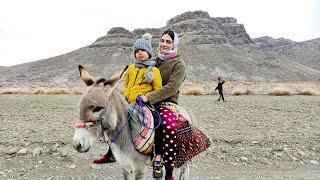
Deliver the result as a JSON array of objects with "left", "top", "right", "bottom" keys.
[{"left": 159, "top": 34, "right": 173, "bottom": 52}]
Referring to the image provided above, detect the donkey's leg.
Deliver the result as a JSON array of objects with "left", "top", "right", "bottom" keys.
[
  {"left": 178, "top": 163, "right": 190, "bottom": 180},
  {"left": 123, "top": 168, "right": 135, "bottom": 180},
  {"left": 134, "top": 168, "right": 146, "bottom": 180}
]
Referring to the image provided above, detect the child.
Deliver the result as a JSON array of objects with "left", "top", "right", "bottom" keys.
[
  {"left": 215, "top": 76, "right": 225, "bottom": 102},
  {"left": 93, "top": 33, "right": 162, "bottom": 164},
  {"left": 122, "top": 33, "right": 162, "bottom": 103}
]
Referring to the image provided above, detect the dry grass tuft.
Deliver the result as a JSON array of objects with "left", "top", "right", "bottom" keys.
[
  {"left": 70, "top": 87, "right": 83, "bottom": 95},
  {"left": 298, "top": 88, "right": 318, "bottom": 96},
  {"left": 184, "top": 86, "right": 204, "bottom": 96},
  {"left": 232, "top": 88, "right": 246, "bottom": 96},
  {"left": 271, "top": 87, "right": 292, "bottom": 96},
  {"left": 209, "top": 90, "right": 218, "bottom": 95},
  {"left": 34, "top": 87, "right": 47, "bottom": 94},
  {"left": 0, "top": 86, "right": 84, "bottom": 95},
  {"left": 45, "top": 87, "right": 70, "bottom": 94},
  {"left": 1, "top": 87, "right": 29, "bottom": 94}
]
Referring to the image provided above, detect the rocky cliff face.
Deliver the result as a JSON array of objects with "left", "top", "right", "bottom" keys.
[
  {"left": 253, "top": 37, "right": 320, "bottom": 70},
  {"left": 90, "top": 10, "right": 253, "bottom": 49},
  {"left": 167, "top": 11, "right": 252, "bottom": 46},
  {"left": 253, "top": 36, "right": 297, "bottom": 50},
  {"left": 1, "top": 10, "right": 319, "bottom": 87}
]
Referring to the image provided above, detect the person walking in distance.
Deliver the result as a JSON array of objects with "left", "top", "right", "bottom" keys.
[{"left": 215, "top": 76, "right": 225, "bottom": 102}]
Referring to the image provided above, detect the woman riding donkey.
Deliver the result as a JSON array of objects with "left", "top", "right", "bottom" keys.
[
  {"left": 143, "top": 29, "right": 210, "bottom": 180},
  {"left": 139, "top": 29, "right": 185, "bottom": 180}
]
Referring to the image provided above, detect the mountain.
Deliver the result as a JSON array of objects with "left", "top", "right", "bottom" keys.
[
  {"left": 253, "top": 37, "right": 320, "bottom": 70},
  {"left": 0, "top": 10, "right": 319, "bottom": 87}
]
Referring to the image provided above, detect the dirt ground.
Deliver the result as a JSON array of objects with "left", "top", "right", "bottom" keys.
[{"left": 0, "top": 94, "right": 319, "bottom": 179}]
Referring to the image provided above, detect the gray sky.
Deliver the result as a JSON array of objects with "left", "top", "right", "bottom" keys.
[{"left": 0, "top": 0, "right": 319, "bottom": 66}]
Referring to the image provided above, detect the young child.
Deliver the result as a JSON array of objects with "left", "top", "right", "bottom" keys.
[
  {"left": 93, "top": 33, "right": 162, "bottom": 164},
  {"left": 122, "top": 33, "right": 162, "bottom": 103},
  {"left": 215, "top": 76, "right": 225, "bottom": 102}
]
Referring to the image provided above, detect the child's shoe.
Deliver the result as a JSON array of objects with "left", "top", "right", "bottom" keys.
[
  {"left": 93, "top": 154, "right": 116, "bottom": 164},
  {"left": 152, "top": 160, "right": 163, "bottom": 179}
]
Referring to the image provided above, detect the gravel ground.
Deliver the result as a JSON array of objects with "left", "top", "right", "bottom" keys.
[{"left": 0, "top": 94, "right": 319, "bottom": 179}]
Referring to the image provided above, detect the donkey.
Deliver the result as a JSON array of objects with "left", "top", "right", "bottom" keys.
[{"left": 73, "top": 65, "right": 189, "bottom": 180}]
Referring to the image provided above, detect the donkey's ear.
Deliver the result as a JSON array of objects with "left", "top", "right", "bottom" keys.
[
  {"left": 78, "top": 65, "right": 95, "bottom": 86},
  {"left": 104, "top": 65, "right": 129, "bottom": 87},
  {"left": 104, "top": 72, "right": 121, "bottom": 87}
]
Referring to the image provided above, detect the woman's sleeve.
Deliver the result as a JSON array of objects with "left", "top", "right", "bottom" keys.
[{"left": 147, "top": 60, "right": 185, "bottom": 104}]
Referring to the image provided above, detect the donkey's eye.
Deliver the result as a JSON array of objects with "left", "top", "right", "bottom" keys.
[{"left": 93, "top": 106, "right": 104, "bottom": 113}]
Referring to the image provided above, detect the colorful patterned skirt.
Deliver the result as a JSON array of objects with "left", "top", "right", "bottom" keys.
[{"left": 159, "top": 103, "right": 211, "bottom": 168}]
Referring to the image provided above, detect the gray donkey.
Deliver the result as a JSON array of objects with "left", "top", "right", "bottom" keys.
[{"left": 73, "top": 65, "right": 189, "bottom": 180}]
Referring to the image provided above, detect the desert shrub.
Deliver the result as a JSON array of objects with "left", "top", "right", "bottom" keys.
[
  {"left": 245, "top": 90, "right": 254, "bottom": 95},
  {"left": 34, "top": 87, "right": 47, "bottom": 94},
  {"left": 271, "top": 87, "right": 292, "bottom": 96},
  {"left": 59, "top": 84, "right": 69, "bottom": 89},
  {"left": 71, "top": 87, "right": 83, "bottom": 95},
  {"left": 46, "top": 87, "right": 69, "bottom": 94},
  {"left": 1, "top": 87, "right": 28, "bottom": 94},
  {"left": 184, "top": 86, "right": 204, "bottom": 96},
  {"left": 298, "top": 88, "right": 318, "bottom": 96},
  {"left": 209, "top": 90, "right": 218, "bottom": 95},
  {"left": 232, "top": 88, "right": 246, "bottom": 96}
]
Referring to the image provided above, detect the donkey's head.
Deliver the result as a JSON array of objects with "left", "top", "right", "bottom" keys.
[{"left": 73, "top": 65, "right": 125, "bottom": 153}]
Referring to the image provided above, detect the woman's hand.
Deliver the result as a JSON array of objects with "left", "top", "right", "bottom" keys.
[{"left": 140, "top": 95, "right": 149, "bottom": 103}]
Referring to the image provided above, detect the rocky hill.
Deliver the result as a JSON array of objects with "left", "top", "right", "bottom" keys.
[
  {"left": 0, "top": 10, "right": 319, "bottom": 87},
  {"left": 253, "top": 37, "right": 320, "bottom": 70}
]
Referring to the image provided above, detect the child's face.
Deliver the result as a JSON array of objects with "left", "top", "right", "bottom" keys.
[
  {"left": 135, "top": 49, "right": 149, "bottom": 61},
  {"left": 159, "top": 34, "right": 173, "bottom": 53}
]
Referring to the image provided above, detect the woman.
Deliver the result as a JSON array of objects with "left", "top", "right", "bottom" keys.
[{"left": 141, "top": 29, "right": 185, "bottom": 180}]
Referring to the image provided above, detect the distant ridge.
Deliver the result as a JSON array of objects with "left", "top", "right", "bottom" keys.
[{"left": 1, "top": 10, "right": 319, "bottom": 87}]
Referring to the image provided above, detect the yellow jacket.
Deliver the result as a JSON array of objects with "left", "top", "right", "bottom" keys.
[{"left": 122, "top": 64, "right": 162, "bottom": 103}]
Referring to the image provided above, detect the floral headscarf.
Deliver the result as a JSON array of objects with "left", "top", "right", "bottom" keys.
[{"left": 159, "top": 29, "right": 179, "bottom": 60}]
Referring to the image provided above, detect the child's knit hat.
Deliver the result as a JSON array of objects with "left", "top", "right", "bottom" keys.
[{"left": 133, "top": 33, "right": 153, "bottom": 58}]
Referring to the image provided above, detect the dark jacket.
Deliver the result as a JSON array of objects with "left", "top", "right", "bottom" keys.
[
  {"left": 146, "top": 55, "right": 186, "bottom": 105},
  {"left": 215, "top": 80, "right": 225, "bottom": 93}
]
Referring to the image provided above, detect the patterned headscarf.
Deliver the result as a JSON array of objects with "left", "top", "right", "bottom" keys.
[{"left": 159, "top": 29, "right": 179, "bottom": 60}]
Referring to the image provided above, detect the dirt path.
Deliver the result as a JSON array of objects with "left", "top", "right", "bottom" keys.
[{"left": 0, "top": 94, "right": 319, "bottom": 179}]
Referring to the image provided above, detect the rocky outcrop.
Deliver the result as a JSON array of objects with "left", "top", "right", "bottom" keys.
[
  {"left": 166, "top": 10, "right": 252, "bottom": 45},
  {"left": 90, "top": 27, "right": 134, "bottom": 48},
  {"left": 90, "top": 27, "right": 162, "bottom": 49},
  {"left": 273, "top": 38, "right": 320, "bottom": 70},
  {"left": 167, "top": 11, "right": 211, "bottom": 25},
  {"left": 132, "top": 28, "right": 161, "bottom": 36},
  {"left": 253, "top": 36, "right": 296, "bottom": 50},
  {"left": 90, "top": 10, "right": 253, "bottom": 48},
  {"left": 252, "top": 37, "right": 320, "bottom": 70}
]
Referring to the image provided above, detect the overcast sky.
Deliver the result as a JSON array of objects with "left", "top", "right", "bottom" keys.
[{"left": 0, "top": 0, "right": 319, "bottom": 66}]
